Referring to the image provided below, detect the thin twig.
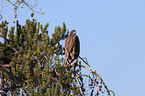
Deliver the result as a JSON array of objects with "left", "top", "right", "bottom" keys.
[
  {"left": 109, "top": 90, "right": 115, "bottom": 96},
  {"left": 23, "top": 1, "right": 33, "bottom": 12},
  {"left": 80, "top": 64, "right": 111, "bottom": 96},
  {"left": 0, "top": 65, "right": 10, "bottom": 67},
  {"left": 53, "top": 78, "right": 63, "bottom": 89},
  {"left": 0, "top": 90, "right": 8, "bottom": 95},
  {"left": 5, "top": 40, "right": 19, "bottom": 54},
  {"left": 0, "top": 35, "right": 22, "bottom": 57},
  {"left": 77, "top": 74, "right": 99, "bottom": 94},
  {"left": 44, "top": 55, "right": 50, "bottom": 65},
  {"left": 78, "top": 56, "right": 112, "bottom": 96},
  {"left": 75, "top": 76, "right": 84, "bottom": 96},
  {"left": 79, "top": 56, "right": 90, "bottom": 67},
  {"left": 7, "top": 0, "right": 17, "bottom": 7},
  {"left": 34, "top": 56, "right": 41, "bottom": 65}
]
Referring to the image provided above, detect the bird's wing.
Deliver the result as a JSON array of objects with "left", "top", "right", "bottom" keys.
[
  {"left": 65, "top": 35, "right": 71, "bottom": 53},
  {"left": 74, "top": 35, "right": 80, "bottom": 56},
  {"left": 68, "top": 35, "right": 77, "bottom": 53}
]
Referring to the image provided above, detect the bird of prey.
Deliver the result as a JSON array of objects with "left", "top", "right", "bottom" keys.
[{"left": 65, "top": 30, "right": 80, "bottom": 64}]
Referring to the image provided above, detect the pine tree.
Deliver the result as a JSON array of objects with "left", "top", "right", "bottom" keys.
[{"left": 0, "top": 19, "right": 114, "bottom": 96}]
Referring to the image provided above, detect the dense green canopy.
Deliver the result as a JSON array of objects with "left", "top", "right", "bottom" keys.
[{"left": 0, "top": 19, "right": 113, "bottom": 96}]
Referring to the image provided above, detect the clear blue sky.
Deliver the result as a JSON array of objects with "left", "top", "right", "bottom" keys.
[{"left": 1, "top": 0, "right": 145, "bottom": 96}]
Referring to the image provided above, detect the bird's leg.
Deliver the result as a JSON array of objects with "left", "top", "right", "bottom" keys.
[
  {"left": 71, "top": 61, "right": 77, "bottom": 77},
  {"left": 64, "top": 52, "right": 69, "bottom": 66},
  {"left": 71, "top": 62, "right": 75, "bottom": 70},
  {"left": 64, "top": 59, "right": 72, "bottom": 71}
]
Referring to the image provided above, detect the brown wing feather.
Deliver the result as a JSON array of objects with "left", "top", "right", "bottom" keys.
[
  {"left": 65, "top": 35, "right": 71, "bottom": 52},
  {"left": 65, "top": 35, "right": 72, "bottom": 62},
  {"left": 65, "top": 35, "right": 80, "bottom": 63},
  {"left": 68, "top": 35, "right": 76, "bottom": 52},
  {"left": 74, "top": 35, "right": 80, "bottom": 59}
]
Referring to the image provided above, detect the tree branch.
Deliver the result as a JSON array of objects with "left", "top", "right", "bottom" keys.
[
  {"left": 75, "top": 76, "right": 84, "bottom": 96},
  {"left": 78, "top": 56, "right": 112, "bottom": 96},
  {"left": 7, "top": 0, "right": 17, "bottom": 7},
  {"left": 79, "top": 56, "right": 90, "bottom": 67},
  {"left": 0, "top": 90, "right": 8, "bottom": 95},
  {"left": 23, "top": 1, "right": 33, "bottom": 12},
  {"left": 34, "top": 56, "right": 41, "bottom": 65},
  {"left": 0, "top": 35, "right": 21, "bottom": 56}
]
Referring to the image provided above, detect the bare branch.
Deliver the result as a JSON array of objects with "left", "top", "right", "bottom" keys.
[
  {"left": 0, "top": 35, "right": 21, "bottom": 56},
  {"left": 34, "top": 56, "right": 41, "bottom": 65},
  {"left": 23, "top": 1, "right": 33, "bottom": 12},
  {"left": 53, "top": 78, "right": 63, "bottom": 89},
  {"left": 109, "top": 90, "right": 115, "bottom": 96},
  {"left": 7, "top": 0, "right": 17, "bottom": 7},
  {"left": 4, "top": 0, "right": 44, "bottom": 18},
  {"left": 75, "top": 76, "right": 84, "bottom": 96},
  {"left": 44, "top": 55, "right": 49, "bottom": 64},
  {"left": 79, "top": 64, "right": 111, "bottom": 96},
  {"left": 79, "top": 56, "right": 90, "bottom": 67},
  {"left": 0, "top": 65, "right": 10, "bottom": 67},
  {"left": 0, "top": 2, "right": 3, "bottom": 20},
  {"left": 77, "top": 74, "right": 99, "bottom": 93},
  {"left": 0, "top": 90, "right": 8, "bottom": 95},
  {"left": 78, "top": 56, "right": 112, "bottom": 96},
  {"left": 0, "top": 14, "right": 2, "bottom": 20}
]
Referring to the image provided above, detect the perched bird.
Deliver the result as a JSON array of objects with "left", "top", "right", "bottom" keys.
[{"left": 65, "top": 30, "right": 80, "bottom": 64}]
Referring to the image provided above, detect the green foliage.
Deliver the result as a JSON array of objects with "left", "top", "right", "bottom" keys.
[
  {"left": 0, "top": 19, "right": 113, "bottom": 96},
  {"left": 0, "top": 19, "right": 80, "bottom": 95}
]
